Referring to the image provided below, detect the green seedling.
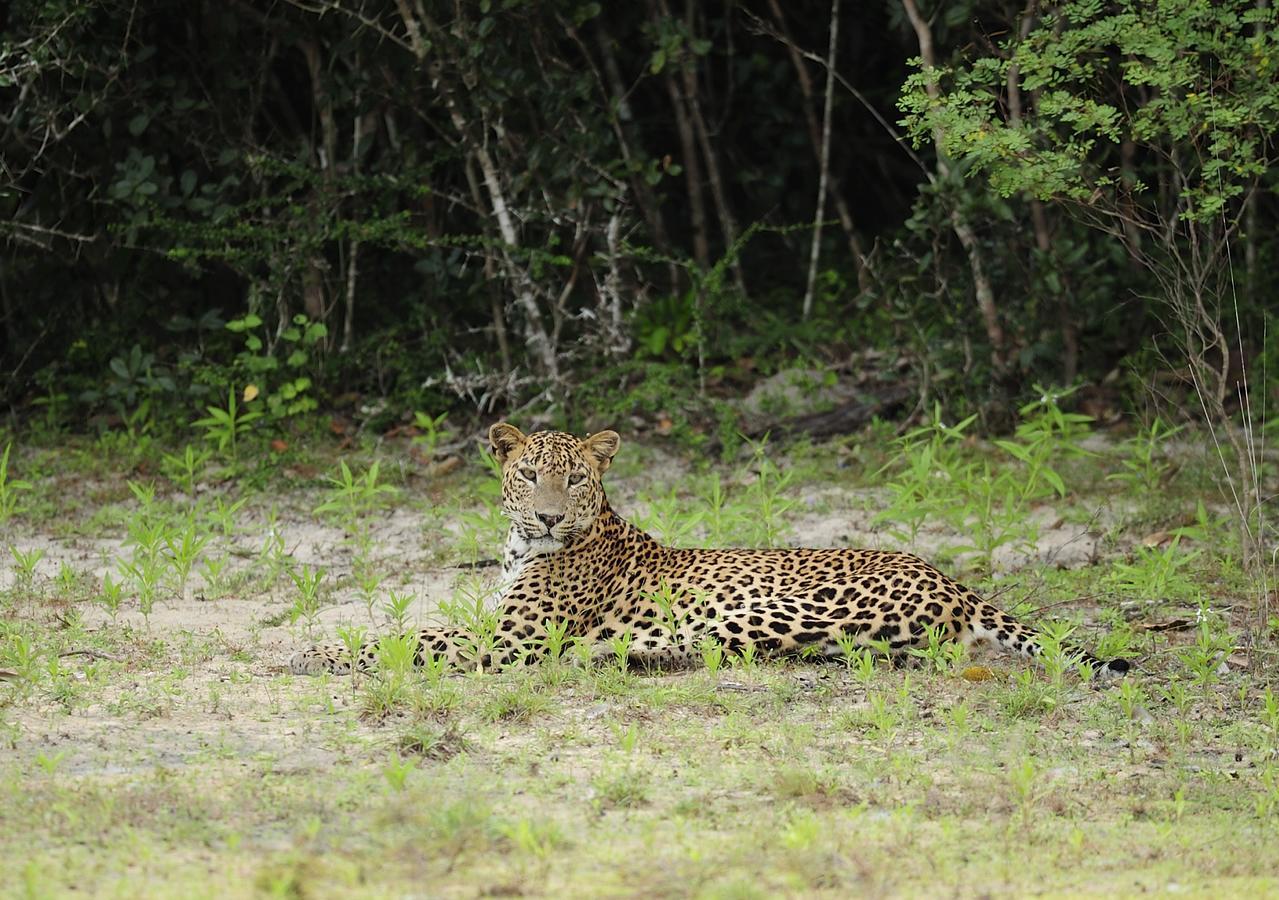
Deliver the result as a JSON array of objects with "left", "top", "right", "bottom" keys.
[
  {"left": 0, "top": 443, "right": 33, "bottom": 522},
  {"left": 34, "top": 750, "right": 67, "bottom": 776},
  {"left": 356, "top": 563, "right": 386, "bottom": 621},
  {"left": 698, "top": 635, "right": 725, "bottom": 674},
  {"left": 646, "top": 579, "right": 692, "bottom": 647},
  {"left": 499, "top": 817, "right": 563, "bottom": 858},
  {"left": 160, "top": 445, "right": 212, "bottom": 498},
  {"left": 381, "top": 590, "right": 414, "bottom": 632},
  {"left": 205, "top": 496, "right": 246, "bottom": 537},
  {"left": 336, "top": 624, "right": 369, "bottom": 675},
  {"left": 2, "top": 630, "right": 41, "bottom": 684},
  {"left": 1008, "top": 756, "right": 1041, "bottom": 830},
  {"left": 1108, "top": 417, "right": 1183, "bottom": 492},
  {"left": 1262, "top": 688, "right": 1279, "bottom": 743},
  {"left": 1178, "top": 613, "right": 1234, "bottom": 688},
  {"left": 541, "top": 618, "right": 571, "bottom": 664},
  {"left": 607, "top": 631, "right": 634, "bottom": 673},
  {"left": 192, "top": 387, "right": 262, "bottom": 461},
  {"left": 733, "top": 641, "right": 759, "bottom": 671},
  {"left": 1108, "top": 536, "right": 1202, "bottom": 602},
  {"left": 739, "top": 435, "right": 796, "bottom": 548},
  {"left": 412, "top": 411, "right": 452, "bottom": 458},
  {"left": 440, "top": 576, "right": 501, "bottom": 666},
  {"left": 314, "top": 459, "right": 398, "bottom": 532},
  {"left": 55, "top": 561, "right": 78, "bottom": 596},
  {"left": 9, "top": 545, "right": 45, "bottom": 591},
  {"left": 381, "top": 753, "right": 416, "bottom": 792},
  {"left": 907, "top": 623, "right": 967, "bottom": 673},
  {"left": 198, "top": 557, "right": 229, "bottom": 595},
  {"left": 164, "top": 520, "right": 210, "bottom": 596},
  {"left": 375, "top": 632, "right": 417, "bottom": 676},
  {"left": 98, "top": 572, "right": 125, "bottom": 619},
  {"left": 287, "top": 564, "right": 326, "bottom": 632},
  {"left": 117, "top": 550, "right": 166, "bottom": 621}
]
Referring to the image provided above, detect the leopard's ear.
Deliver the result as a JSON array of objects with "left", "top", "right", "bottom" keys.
[
  {"left": 489, "top": 423, "right": 527, "bottom": 464},
  {"left": 581, "top": 430, "right": 621, "bottom": 474}
]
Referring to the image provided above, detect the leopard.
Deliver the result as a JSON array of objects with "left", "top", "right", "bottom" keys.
[{"left": 288, "top": 423, "right": 1131, "bottom": 677}]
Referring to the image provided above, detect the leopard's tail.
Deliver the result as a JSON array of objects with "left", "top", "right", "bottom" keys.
[{"left": 963, "top": 598, "right": 1130, "bottom": 676}]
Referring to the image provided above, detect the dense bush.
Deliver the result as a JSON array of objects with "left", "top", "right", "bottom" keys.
[{"left": 2, "top": 0, "right": 1274, "bottom": 432}]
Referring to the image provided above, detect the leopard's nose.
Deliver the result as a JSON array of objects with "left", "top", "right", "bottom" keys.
[{"left": 538, "top": 512, "right": 564, "bottom": 529}]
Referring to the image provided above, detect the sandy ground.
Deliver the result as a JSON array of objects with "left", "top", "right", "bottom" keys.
[{"left": 1, "top": 443, "right": 1125, "bottom": 786}]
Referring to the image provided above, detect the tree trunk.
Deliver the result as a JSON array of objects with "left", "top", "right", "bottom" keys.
[
  {"left": 401, "top": 4, "right": 559, "bottom": 380},
  {"left": 901, "top": 0, "right": 1008, "bottom": 377},
  {"left": 766, "top": 0, "right": 868, "bottom": 293},
  {"left": 676, "top": 0, "right": 748, "bottom": 297},
  {"left": 802, "top": 0, "right": 839, "bottom": 319}
]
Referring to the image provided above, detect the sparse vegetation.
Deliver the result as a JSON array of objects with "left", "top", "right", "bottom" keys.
[{"left": 0, "top": 422, "right": 1275, "bottom": 895}]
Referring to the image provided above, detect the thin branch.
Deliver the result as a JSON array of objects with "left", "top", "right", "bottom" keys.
[{"left": 802, "top": 0, "right": 839, "bottom": 320}]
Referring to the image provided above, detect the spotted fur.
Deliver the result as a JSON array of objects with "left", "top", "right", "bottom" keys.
[{"left": 288, "top": 425, "right": 1131, "bottom": 677}]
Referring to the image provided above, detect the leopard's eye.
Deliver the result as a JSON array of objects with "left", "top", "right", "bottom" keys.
[
  {"left": 519, "top": 467, "right": 537, "bottom": 482},
  {"left": 568, "top": 470, "right": 586, "bottom": 486}
]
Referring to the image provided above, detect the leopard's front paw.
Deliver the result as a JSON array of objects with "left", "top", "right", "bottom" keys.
[{"left": 288, "top": 643, "right": 353, "bottom": 676}]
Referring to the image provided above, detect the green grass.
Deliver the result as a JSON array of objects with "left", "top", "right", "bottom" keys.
[{"left": 0, "top": 424, "right": 1276, "bottom": 897}]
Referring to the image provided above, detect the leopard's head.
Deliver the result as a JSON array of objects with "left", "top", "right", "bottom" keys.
[{"left": 489, "top": 423, "right": 620, "bottom": 546}]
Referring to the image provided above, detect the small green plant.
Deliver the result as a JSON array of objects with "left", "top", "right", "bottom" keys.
[
  {"left": 698, "top": 634, "right": 725, "bottom": 674},
  {"left": 98, "top": 572, "right": 125, "bottom": 619},
  {"left": 483, "top": 683, "right": 550, "bottom": 722},
  {"left": 381, "top": 753, "right": 417, "bottom": 792},
  {"left": 634, "top": 488, "right": 705, "bottom": 546},
  {"left": 381, "top": 590, "right": 414, "bottom": 633},
  {"left": 164, "top": 520, "right": 210, "bottom": 597},
  {"left": 192, "top": 387, "right": 262, "bottom": 462},
  {"left": 412, "top": 411, "right": 452, "bottom": 458},
  {"left": 8, "top": 545, "right": 45, "bottom": 591},
  {"left": 34, "top": 750, "right": 67, "bottom": 775},
  {"left": 160, "top": 445, "right": 212, "bottom": 498},
  {"left": 0, "top": 443, "right": 33, "bottom": 522},
  {"left": 738, "top": 435, "right": 795, "bottom": 548},
  {"left": 733, "top": 641, "right": 759, "bottom": 671},
  {"left": 117, "top": 550, "right": 166, "bottom": 621},
  {"left": 907, "top": 623, "right": 967, "bottom": 673},
  {"left": 874, "top": 404, "right": 978, "bottom": 548},
  {"left": 1, "top": 630, "right": 41, "bottom": 685},
  {"left": 198, "top": 557, "right": 229, "bottom": 596},
  {"left": 607, "top": 631, "right": 635, "bottom": 673},
  {"left": 54, "top": 561, "right": 79, "bottom": 597},
  {"left": 1178, "top": 608, "right": 1234, "bottom": 688},
  {"left": 541, "top": 618, "right": 572, "bottom": 664},
  {"left": 498, "top": 817, "right": 564, "bottom": 858},
  {"left": 336, "top": 624, "right": 369, "bottom": 676},
  {"left": 374, "top": 632, "right": 417, "bottom": 676},
  {"left": 287, "top": 564, "right": 326, "bottom": 632},
  {"left": 1002, "top": 669, "right": 1057, "bottom": 718},
  {"left": 1115, "top": 678, "right": 1150, "bottom": 762},
  {"left": 314, "top": 459, "right": 398, "bottom": 532},
  {"left": 646, "top": 579, "right": 693, "bottom": 648},
  {"left": 205, "top": 496, "right": 247, "bottom": 537},
  {"left": 439, "top": 576, "right": 501, "bottom": 668},
  {"left": 223, "top": 312, "right": 325, "bottom": 422},
  {"left": 1008, "top": 756, "right": 1041, "bottom": 830},
  {"left": 1262, "top": 688, "right": 1279, "bottom": 744},
  {"left": 1107, "top": 537, "right": 1202, "bottom": 602},
  {"left": 1035, "top": 620, "right": 1083, "bottom": 688},
  {"left": 1108, "top": 418, "right": 1183, "bottom": 492}
]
